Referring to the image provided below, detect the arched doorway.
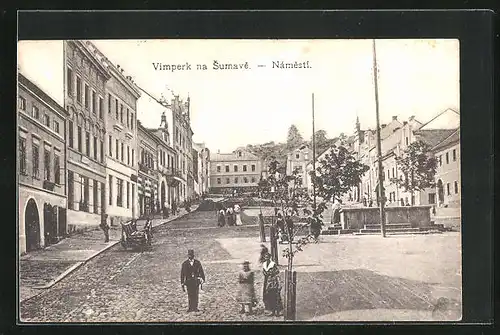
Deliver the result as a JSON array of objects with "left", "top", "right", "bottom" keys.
[
  {"left": 437, "top": 179, "right": 444, "bottom": 204},
  {"left": 161, "top": 181, "right": 166, "bottom": 209},
  {"left": 25, "top": 199, "right": 40, "bottom": 252}
]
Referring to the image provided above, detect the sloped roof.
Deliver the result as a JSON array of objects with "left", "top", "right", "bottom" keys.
[
  {"left": 210, "top": 150, "right": 259, "bottom": 162},
  {"left": 418, "top": 108, "right": 460, "bottom": 130},
  {"left": 413, "top": 129, "right": 457, "bottom": 148},
  {"left": 432, "top": 129, "right": 460, "bottom": 152}
]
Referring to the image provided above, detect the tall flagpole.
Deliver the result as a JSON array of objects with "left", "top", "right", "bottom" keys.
[
  {"left": 312, "top": 93, "right": 317, "bottom": 214},
  {"left": 373, "top": 40, "right": 386, "bottom": 238}
]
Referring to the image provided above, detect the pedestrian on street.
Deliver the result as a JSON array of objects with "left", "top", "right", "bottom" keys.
[
  {"left": 99, "top": 214, "right": 110, "bottom": 243},
  {"left": 172, "top": 201, "right": 178, "bottom": 216},
  {"left": 238, "top": 261, "right": 257, "bottom": 315},
  {"left": 180, "top": 249, "right": 205, "bottom": 312},
  {"left": 234, "top": 204, "right": 243, "bottom": 226},
  {"left": 331, "top": 199, "right": 341, "bottom": 226},
  {"left": 262, "top": 252, "right": 283, "bottom": 316},
  {"left": 226, "top": 206, "right": 235, "bottom": 226},
  {"left": 163, "top": 201, "right": 170, "bottom": 219},
  {"left": 218, "top": 208, "right": 226, "bottom": 227}
]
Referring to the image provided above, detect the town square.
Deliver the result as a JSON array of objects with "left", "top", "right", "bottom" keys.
[{"left": 17, "top": 39, "right": 461, "bottom": 322}]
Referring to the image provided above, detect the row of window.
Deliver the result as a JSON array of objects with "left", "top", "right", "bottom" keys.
[
  {"left": 67, "top": 172, "right": 104, "bottom": 214},
  {"left": 108, "top": 176, "right": 134, "bottom": 209},
  {"left": 159, "top": 149, "right": 175, "bottom": 169},
  {"left": 19, "top": 136, "right": 61, "bottom": 184},
  {"left": 108, "top": 93, "right": 135, "bottom": 131},
  {"left": 445, "top": 180, "right": 460, "bottom": 196},
  {"left": 175, "top": 126, "right": 189, "bottom": 151},
  {"left": 216, "top": 177, "right": 257, "bottom": 185},
  {"left": 18, "top": 96, "right": 61, "bottom": 135},
  {"left": 67, "top": 67, "right": 104, "bottom": 120},
  {"left": 438, "top": 149, "right": 458, "bottom": 166},
  {"left": 141, "top": 150, "right": 155, "bottom": 170},
  {"left": 108, "top": 135, "right": 135, "bottom": 167},
  {"left": 68, "top": 120, "right": 105, "bottom": 163},
  {"left": 216, "top": 164, "right": 257, "bottom": 173}
]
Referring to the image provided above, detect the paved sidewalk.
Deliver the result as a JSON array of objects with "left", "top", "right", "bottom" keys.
[{"left": 19, "top": 205, "right": 198, "bottom": 303}]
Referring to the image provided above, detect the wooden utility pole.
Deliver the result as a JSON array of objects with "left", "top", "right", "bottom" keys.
[
  {"left": 373, "top": 39, "right": 386, "bottom": 238},
  {"left": 312, "top": 93, "right": 317, "bottom": 213}
]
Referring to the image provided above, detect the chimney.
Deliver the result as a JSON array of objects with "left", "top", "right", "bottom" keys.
[
  {"left": 217, "top": 149, "right": 220, "bottom": 154},
  {"left": 381, "top": 124, "right": 387, "bottom": 128},
  {"left": 392, "top": 116, "right": 398, "bottom": 120},
  {"left": 403, "top": 121, "right": 408, "bottom": 125},
  {"left": 409, "top": 115, "right": 415, "bottom": 121}
]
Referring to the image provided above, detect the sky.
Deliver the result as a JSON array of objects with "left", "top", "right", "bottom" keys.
[{"left": 90, "top": 39, "right": 459, "bottom": 153}]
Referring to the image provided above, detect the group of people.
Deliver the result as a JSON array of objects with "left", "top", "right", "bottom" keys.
[
  {"left": 216, "top": 203, "right": 243, "bottom": 227},
  {"left": 179, "top": 246, "right": 283, "bottom": 317}
]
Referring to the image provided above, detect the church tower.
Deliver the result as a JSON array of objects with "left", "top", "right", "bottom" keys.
[{"left": 355, "top": 115, "right": 363, "bottom": 144}]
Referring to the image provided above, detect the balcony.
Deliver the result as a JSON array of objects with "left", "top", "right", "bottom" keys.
[
  {"left": 138, "top": 163, "right": 152, "bottom": 175},
  {"left": 161, "top": 166, "right": 185, "bottom": 182},
  {"left": 43, "top": 180, "right": 56, "bottom": 192}
]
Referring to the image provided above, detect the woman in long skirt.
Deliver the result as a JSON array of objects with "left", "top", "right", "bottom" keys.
[
  {"left": 234, "top": 204, "right": 243, "bottom": 226},
  {"left": 218, "top": 208, "right": 226, "bottom": 227},
  {"left": 226, "top": 206, "right": 235, "bottom": 226},
  {"left": 238, "top": 261, "right": 256, "bottom": 314},
  {"left": 262, "top": 252, "right": 283, "bottom": 316}
]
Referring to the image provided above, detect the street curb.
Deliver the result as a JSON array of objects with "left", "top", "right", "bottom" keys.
[
  {"left": 32, "top": 240, "right": 120, "bottom": 290},
  {"left": 22, "top": 207, "right": 199, "bottom": 297}
]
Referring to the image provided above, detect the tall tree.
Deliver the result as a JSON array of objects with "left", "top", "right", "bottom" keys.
[
  {"left": 311, "top": 145, "right": 370, "bottom": 203},
  {"left": 286, "top": 124, "right": 304, "bottom": 150},
  {"left": 311, "top": 130, "right": 328, "bottom": 148},
  {"left": 392, "top": 140, "right": 438, "bottom": 205}
]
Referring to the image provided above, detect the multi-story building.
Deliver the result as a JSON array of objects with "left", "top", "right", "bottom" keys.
[
  {"left": 18, "top": 40, "right": 111, "bottom": 232},
  {"left": 171, "top": 96, "right": 193, "bottom": 203},
  {"left": 432, "top": 129, "right": 460, "bottom": 207},
  {"left": 18, "top": 74, "right": 70, "bottom": 254},
  {"left": 305, "top": 109, "right": 460, "bottom": 207},
  {"left": 137, "top": 121, "right": 159, "bottom": 217},
  {"left": 147, "top": 113, "right": 178, "bottom": 210},
  {"left": 93, "top": 47, "right": 142, "bottom": 225},
  {"left": 64, "top": 41, "right": 110, "bottom": 231},
  {"left": 193, "top": 142, "right": 210, "bottom": 197},
  {"left": 210, "top": 148, "right": 264, "bottom": 194}
]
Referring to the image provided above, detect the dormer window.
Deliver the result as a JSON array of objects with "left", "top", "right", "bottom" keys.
[{"left": 238, "top": 151, "right": 242, "bottom": 157}]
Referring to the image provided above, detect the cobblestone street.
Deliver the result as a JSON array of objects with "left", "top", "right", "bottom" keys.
[
  {"left": 19, "top": 209, "right": 462, "bottom": 322},
  {"left": 20, "top": 210, "right": 283, "bottom": 322}
]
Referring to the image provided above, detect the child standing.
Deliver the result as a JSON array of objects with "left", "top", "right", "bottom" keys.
[{"left": 238, "top": 261, "right": 256, "bottom": 315}]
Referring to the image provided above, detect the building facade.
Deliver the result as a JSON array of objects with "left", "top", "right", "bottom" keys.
[
  {"left": 193, "top": 142, "right": 210, "bottom": 197},
  {"left": 210, "top": 148, "right": 264, "bottom": 194},
  {"left": 18, "top": 74, "right": 70, "bottom": 255},
  {"left": 137, "top": 122, "right": 159, "bottom": 217},
  {"left": 171, "top": 96, "right": 193, "bottom": 203},
  {"left": 432, "top": 129, "right": 460, "bottom": 207},
  {"left": 148, "top": 113, "right": 179, "bottom": 210},
  {"left": 286, "top": 144, "right": 311, "bottom": 190},
  {"left": 64, "top": 40, "right": 110, "bottom": 231},
  {"left": 98, "top": 52, "right": 142, "bottom": 225}
]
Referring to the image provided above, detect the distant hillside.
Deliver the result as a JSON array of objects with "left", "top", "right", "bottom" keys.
[
  {"left": 245, "top": 142, "right": 289, "bottom": 166},
  {"left": 245, "top": 137, "right": 339, "bottom": 169}
]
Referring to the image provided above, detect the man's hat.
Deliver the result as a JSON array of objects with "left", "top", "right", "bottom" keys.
[
  {"left": 188, "top": 249, "right": 195, "bottom": 256},
  {"left": 242, "top": 260, "right": 250, "bottom": 265}
]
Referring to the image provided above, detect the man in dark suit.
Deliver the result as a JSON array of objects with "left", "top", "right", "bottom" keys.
[{"left": 181, "top": 249, "right": 205, "bottom": 312}]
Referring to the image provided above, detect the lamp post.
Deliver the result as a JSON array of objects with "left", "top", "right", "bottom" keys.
[{"left": 372, "top": 39, "right": 387, "bottom": 238}]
